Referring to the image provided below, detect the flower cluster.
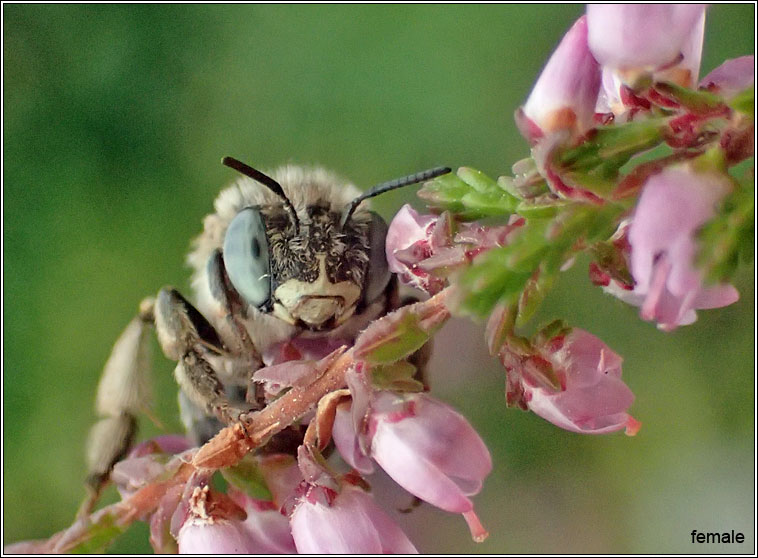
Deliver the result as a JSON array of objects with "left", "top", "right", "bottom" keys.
[
  {"left": 7, "top": 289, "right": 494, "bottom": 554},
  {"left": 168, "top": 294, "right": 491, "bottom": 553},
  {"left": 388, "top": 5, "right": 751, "bottom": 434}
]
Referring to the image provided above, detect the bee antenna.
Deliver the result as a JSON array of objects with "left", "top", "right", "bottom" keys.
[
  {"left": 340, "top": 166, "right": 451, "bottom": 228},
  {"left": 222, "top": 156, "right": 300, "bottom": 231}
]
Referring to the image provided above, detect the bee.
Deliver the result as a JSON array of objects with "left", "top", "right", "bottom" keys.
[{"left": 83, "top": 156, "right": 450, "bottom": 509}]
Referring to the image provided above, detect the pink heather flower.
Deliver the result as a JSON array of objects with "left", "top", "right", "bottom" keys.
[
  {"left": 262, "top": 335, "right": 350, "bottom": 366},
  {"left": 230, "top": 493, "right": 297, "bottom": 554},
  {"left": 590, "top": 5, "right": 705, "bottom": 115},
  {"left": 177, "top": 519, "right": 259, "bottom": 554},
  {"left": 519, "top": 16, "right": 601, "bottom": 142},
  {"left": 176, "top": 486, "right": 254, "bottom": 554},
  {"left": 626, "top": 166, "right": 739, "bottom": 330},
  {"left": 256, "top": 453, "right": 304, "bottom": 509},
  {"left": 112, "top": 437, "right": 193, "bottom": 500},
  {"left": 700, "top": 56, "right": 755, "bottom": 99},
  {"left": 587, "top": 5, "right": 706, "bottom": 78},
  {"left": 519, "top": 329, "right": 638, "bottom": 435},
  {"left": 386, "top": 205, "right": 522, "bottom": 294},
  {"left": 289, "top": 483, "right": 418, "bottom": 553},
  {"left": 333, "top": 391, "right": 492, "bottom": 541},
  {"left": 176, "top": 484, "right": 296, "bottom": 554},
  {"left": 385, "top": 204, "right": 446, "bottom": 294}
]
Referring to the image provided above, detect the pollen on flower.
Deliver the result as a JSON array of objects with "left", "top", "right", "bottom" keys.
[{"left": 188, "top": 486, "right": 215, "bottom": 524}]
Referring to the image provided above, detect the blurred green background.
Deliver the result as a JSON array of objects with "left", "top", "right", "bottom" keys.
[{"left": 3, "top": 4, "right": 754, "bottom": 554}]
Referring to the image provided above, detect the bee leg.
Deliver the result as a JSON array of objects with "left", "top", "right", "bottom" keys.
[
  {"left": 80, "top": 287, "right": 243, "bottom": 515},
  {"left": 154, "top": 288, "right": 225, "bottom": 362},
  {"left": 154, "top": 288, "right": 249, "bottom": 434},
  {"left": 205, "top": 249, "right": 262, "bottom": 381},
  {"left": 178, "top": 391, "right": 226, "bottom": 447},
  {"left": 80, "top": 298, "right": 154, "bottom": 517},
  {"left": 176, "top": 381, "right": 248, "bottom": 446}
]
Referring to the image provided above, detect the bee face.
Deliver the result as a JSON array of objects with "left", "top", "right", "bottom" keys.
[
  {"left": 189, "top": 160, "right": 447, "bottom": 339},
  {"left": 223, "top": 202, "right": 388, "bottom": 330},
  {"left": 265, "top": 205, "right": 371, "bottom": 329},
  {"left": 206, "top": 164, "right": 391, "bottom": 333}
]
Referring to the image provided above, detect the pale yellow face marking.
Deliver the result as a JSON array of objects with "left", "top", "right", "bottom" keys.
[{"left": 272, "top": 256, "right": 361, "bottom": 328}]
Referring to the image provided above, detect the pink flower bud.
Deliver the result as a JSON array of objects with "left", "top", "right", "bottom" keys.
[
  {"left": 386, "top": 205, "right": 520, "bottom": 294},
  {"left": 177, "top": 519, "right": 259, "bottom": 554},
  {"left": 232, "top": 493, "right": 297, "bottom": 554},
  {"left": 590, "top": 5, "right": 705, "bottom": 116},
  {"left": 700, "top": 56, "right": 755, "bottom": 99},
  {"left": 519, "top": 16, "right": 601, "bottom": 141},
  {"left": 517, "top": 329, "right": 638, "bottom": 435},
  {"left": 175, "top": 484, "right": 295, "bottom": 554},
  {"left": 112, "top": 438, "right": 193, "bottom": 500},
  {"left": 289, "top": 483, "right": 418, "bottom": 553},
  {"left": 176, "top": 486, "right": 256, "bottom": 554},
  {"left": 587, "top": 5, "right": 706, "bottom": 79},
  {"left": 333, "top": 391, "right": 492, "bottom": 541},
  {"left": 385, "top": 204, "right": 446, "bottom": 294},
  {"left": 626, "top": 166, "right": 739, "bottom": 330}
]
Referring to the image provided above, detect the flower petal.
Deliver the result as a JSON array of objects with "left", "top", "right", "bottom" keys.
[
  {"left": 369, "top": 393, "right": 491, "bottom": 513},
  {"left": 700, "top": 55, "right": 755, "bottom": 98},
  {"left": 332, "top": 404, "right": 375, "bottom": 475},
  {"left": 177, "top": 520, "right": 257, "bottom": 554},
  {"left": 290, "top": 485, "right": 416, "bottom": 554},
  {"left": 522, "top": 16, "right": 601, "bottom": 138},
  {"left": 627, "top": 165, "right": 737, "bottom": 329},
  {"left": 587, "top": 5, "right": 706, "bottom": 71}
]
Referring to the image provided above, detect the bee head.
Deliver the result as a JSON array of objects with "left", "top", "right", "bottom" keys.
[{"left": 220, "top": 157, "right": 449, "bottom": 331}]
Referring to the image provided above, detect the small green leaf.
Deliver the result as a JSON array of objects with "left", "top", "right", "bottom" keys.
[
  {"left": 69, "top": 514, "right": 127, "bottom": 554},
  {"left": 516, "top": 263, "right": 558, "bottom": 327},
  {"left": 497, "top": 175, "right": 521, "bottom": 199},
  {"left": 691, "top": 147, "right": 727, "bottom": 174},
  {"left": 521, "top": 355, "right": 562, "bottom": 392},
  {"left": 590, "top": 239, "right": 634, "bottom": 287},
  {"left": 501, "top": 173, "right": 551, "bottom": 200},
  {"left": 354, "top": 298, "right": 449, "bottom": 364},
  {"left": 697, "top": 186, "right": 754, "bottom": 283},
  {"left": 357, "top": 313, "right": 431, "bottom": 364},
  {"left": 221, "top": 455, "right": 273, "bottom": 501},
  {"left": 457, "top": 166, "right": 500, "bottom": 193},
  {"left": 654, "top": 80, "right": 724, "bottom": 114},
  {"left": 372, "top": 361, "right": 424, "bottom": 392},
  {"left": 459, "top": 261, "right": 534, "bottom": 317},
  {"left": 560, "top": 119, "right": 665, "bottom": 171},
  {"left": 418, "top": 168, "right": 517, "bottom": 219},
  {"left": 515, "top": 194, "right": 577, "bottom": 218},
  {"left": 460, "top": 191, "right": 517, "bottom": 216},
  {"left": 533, "top": 319, "right": 571, "bottom": 346},
  {"left": 729, "top": 86, "right": 754, "bottom": 117}
]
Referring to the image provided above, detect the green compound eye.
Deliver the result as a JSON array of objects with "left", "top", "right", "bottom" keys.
[{"left": 223, "top": 207, "right": 271, "bottom": 309}]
